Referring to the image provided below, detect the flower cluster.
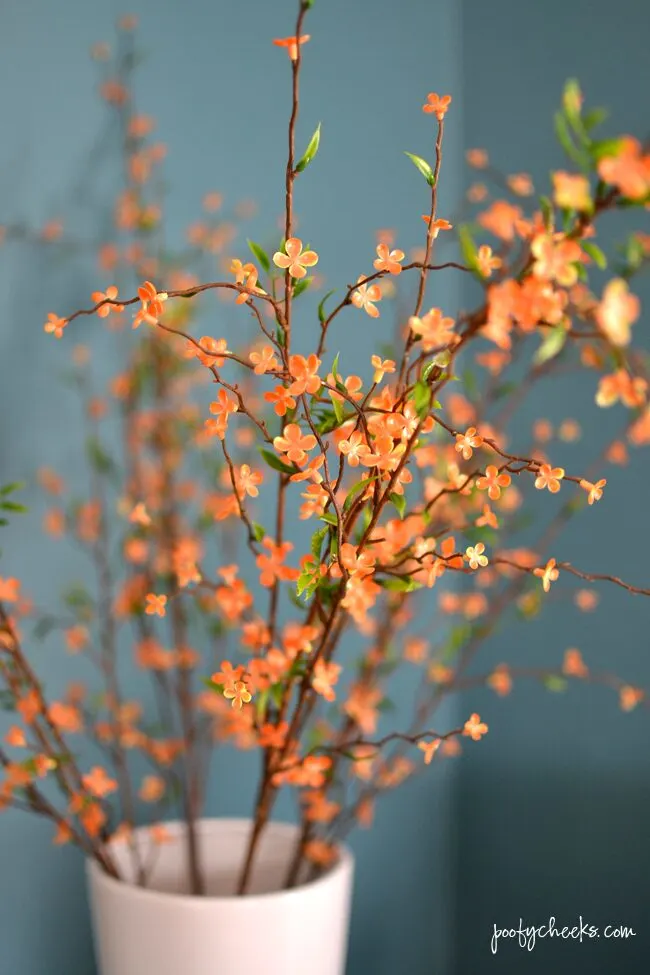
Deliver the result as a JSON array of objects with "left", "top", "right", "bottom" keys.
[{"left": 1, "top": 5, "right": 649, "bottom": 899}]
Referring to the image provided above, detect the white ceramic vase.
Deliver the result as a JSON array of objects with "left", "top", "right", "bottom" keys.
[{"left": 87, "top": 818, "right": 354, "bottom": 975}]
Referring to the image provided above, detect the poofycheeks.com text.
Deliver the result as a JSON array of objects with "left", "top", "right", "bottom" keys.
[{"left": 491, "top": 917, "right": 636, "bottom": 954}]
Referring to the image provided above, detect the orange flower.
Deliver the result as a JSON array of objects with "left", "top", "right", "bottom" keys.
[
  {"left": 273, "top": 35, "right": 310, "bottom": 60},
  {"left": 49, "top": 702, "right": 82, "bottom": 733},
  {"left": 422, "top": 92, "right": 452, "bottom": 121},
  {"left": 80, "top": 803, "right": 106, "bottom": 838},
  {"left": 619, "top": 685, "right": 645, "bottom": 712},
  {"left": 312, "top": 660, "right": 341, "bottom": 702},
  {"left": 351, "top": 277, "right": 382, "bottom": 318},
  {"left": 421, "top": 216, "right": 453, "bottom": 238},
  {"left": 272, "top": 238, "right": 318, "bottom": 279},
  {"left": 17, "top": 690, "right": 40, "bottom": 725},
  {"left": 507, "top": 173, "right": 534, "bottom": 196},
  {"left": 476, "top": 504, "right": 498, "bottom": 529},
  {"left": 237, "top": 464, "right": 263, "bottom": 498},
  {"left": 264, "top": 385, "right": 297, "bottom": 417},
  {"left": 133, "top": 280, "right": 168, "bottom": 328},
  {"left": 373, "top": 244, "right": 404, "bottom": 275},
  {"left": 595, "top": 279, "right": 639, "bottom": 348},
  {"left": 371, "top": 356, "right": 396, "bottom": 384},
  {"left": 207, "top": 389, "right": 239, "bottom": 439},
  {"left": 338, "top": 431, "right": 371, "bottom": 467},
  {"left": 4, "top": 726, "right": 26, "bottom": 747},
  {"left": 129, "top": 502, "right": 151, "bottom": 527},
  {"left": 273, "top": 423, "right": 316, "bottom": 465},
  {"left": 466, "top": 148, "right": 488, "bottom": 168},
  {"left": 188, "top": 336, "right": 229, "bottom": 369},
  {"left": 534, "top": 464, "right": 565, "bottom": 494},
  {"left": 463, "top": 713, "right": 488, "bottom": 741},
  {"left": 249, "top": 345, "right": 280, "bottom": 375},
  {"left": 256, "top": 537, "right": 299, "bottom": 587},
  {"left": 0, "top": 577, "right": 20, "bottom": 602},
  {"left": 139, "top": 775, "right": 165, "bottom": 802},
  {"left": 478, "top": 200, "right": 522, "bottom": 242},
  {"left": 563, "top": 648, "right": 588, "bottom": 678},
  {"left": 408, "top": 307, "right": 455, "bottom": 351},
  {"left": 579, "top": 478, "right": 606, "bottom": 505},
  {"left": 455, "top": 426, "right": 483, "bottom": 461},
  {"left": 596, "top": 371, "right": 647, "bottom": 409},
  {"left": 44, "top": 313, "right": 68, "bottom": 339},
  {"left": 476, "top": 245, "right": 502, "bottom": 278},
  {"left": 304, "top": 839, "right": 336, "bottom": 866},
  {"left": 531, "top": 233, "right": 582, "bottom": 287},
  {"left": 223, "top": 679, "right": 252, "bottom": 710},
  {"left": 231, "top": 260, "right": 265, "bottom": 304},
  {"left": 288, "top": 353, "right": 322, "bottom": 396},
  {"left": 552, "top": 171, "right": 592, "bottom": 211},
  {"left": 574, "top": 589, "right": 599, "bottom": 612},
  {"left": 83, "top": 766, "right": 118, "bottom": 798},
  {"left": 597, "top": 137, "right": 650, "bottom": 201},
  {"left": 465, "top": 543, "right": 488, "bottom": 570},
  {"left": 91, "top": 285, "right": 124, "bottom": 318},
  {"left": 534, "top": 557, "right": 559, "bottom": 593},
  {"left": 212, "top": 660, "right": 245, "bottom": 693},
  {"left": 258, "top": 721, "right": 289, "bottom": 749},
  {"left": 418, "top": 739, "right": 441, "bottom": 764},
  {"left": 487, "top": 665, "right": 512, "bottom": 696},
  {"left": 476, "top": 465, "right": 511, "bottom": 501},
  {"left": 145, "top": 593, "right": 167, "bottom": 617},
  {"left": 53, "top": 822, "right": 73, "bottom": 846}
]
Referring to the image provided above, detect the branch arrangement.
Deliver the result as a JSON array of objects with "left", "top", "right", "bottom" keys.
[{"left": 1, "top": 1, "right": 650, "bottom": 895}]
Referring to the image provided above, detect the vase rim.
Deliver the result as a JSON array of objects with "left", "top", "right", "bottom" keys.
[{"left": 86, "top": 817, "right": 354, "bottom": 905}]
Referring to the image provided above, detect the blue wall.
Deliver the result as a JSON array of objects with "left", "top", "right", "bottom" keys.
[
  {"left": 457, "top": 1, "right": 650, "bottom": 972},
  {"left": 0, "top": 1, "right": 462, "bottom": 973}
]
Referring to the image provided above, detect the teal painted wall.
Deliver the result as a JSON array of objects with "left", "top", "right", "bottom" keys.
[{"left": 456, "top": 1, "right": 650, "bottom": 972}]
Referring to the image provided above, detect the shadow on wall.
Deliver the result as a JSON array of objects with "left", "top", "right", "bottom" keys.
[{"left": 456, "top": 767, "right": 650, "bottom": 974}]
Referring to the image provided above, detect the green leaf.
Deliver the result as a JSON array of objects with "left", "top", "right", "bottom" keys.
[
  {"left": 343, "top": 476, "right": 375, "bottom": 513},
  {"left": 458, "top": 224, "right": 478, "bottom": 268},
  {"left": 543, "top": 675, "right": 568, "bottom": 693},
  {"left": 539, "top": 195, "right": 554, "bottom": 231},
  {"left": 295, "top": 122, "right": 321, "bottom": 173},
  {"left": 404, "top": 151, "right": 435, "bottom": 186},
  {"left": 292, "top": 278, "right": 312, "bottom": 299},
  {"left": 582, "top": 107, "right": 608, "bottom": 132},
  {"left": 378, "top": 577, "right": 422, "bottom": 593},
  {"left": 534, "top": 327, "right": 567, "bottom": 365},
  {"left": 311, "top": 525, "right": 329, "bottom": 561},
  {"left": 377, "top": 697, "right": 396, "bottom": 713},
  {"left": 0, "top": 501, "right": 27, "bottom": 513},
  {"left": 582, "top": 241, "right": 607, "bottom": 270},
  {"left": 590, "top": 137, "right": 625, "bottom": 163},
  {"left": 86, "top": 436, "right": 116, "bottom": 477},
  {"left": 562, "top": 79, "right": 583, "bottom": 123},
  {"left": 255, "top": 688, "right": 270, "bottom": 721},
  {"left": 331, "top": 352, "right": 341, "bottom": 382},
  {"left": 252, "top": 522, "right": 266, "bottom": 542},
  {"left": 320, "top": 511, "right": 339, "bottom": 527},
  {"left": 421, "top": 360, "right": 438, "bottom": 383},
  {"left": 554, "top": 112, "right": 586, "bottom": 167},
  {"left": 0, "top": 482, "right": 24, "bottom": 497},
  {"left": 258, "top": 447, "right": 297, "bottom": 476},
  {"left": 317, "top": 289, "right": 337, "bottom": 325},
  {"left": 389, "top": 492, "right": 406, "bottom": 519},
  {"left": 247, "top": 240, "right": 271, "bottom": 274},
  {"left": 331, "top": 393, "right": 344, "bottom": 426},
  {"left": 412, "top": 379, "right": 432, "bottom": 419}
]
